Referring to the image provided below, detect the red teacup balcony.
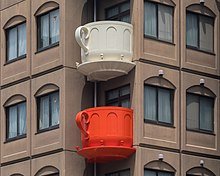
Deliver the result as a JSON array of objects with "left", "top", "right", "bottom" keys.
[{"left": 75, "top": 106, "right": 136, "bottom": 163}]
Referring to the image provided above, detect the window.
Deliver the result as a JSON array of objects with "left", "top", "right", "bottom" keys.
[
  {"left": 6, "top": 23, "right": 26, "bottom": 62},
  {"left": 187, "top": 93, "right": 214, "bottom": 133},
  {"left": 144, "top": 1, "right": 173, "bottom": 42},
  {"left": 144, "top": 169, "right": 174, "bottom": 176},
  {"left": 6, "top": 102, "right": 26, "bottom": 140},
  {"left": 37, "top": 91, "right": 59, "bottom": 131},
  {"left": 106, "top": 169, "right": 130, "bottom": 176},
  {"left": 37, "top": 9, "right": 59, "bottom": 50},
  {"left": 106, "top": 85, "right": 130, "bottom": 108},
  {"left": 186, "top": 12, "right": 214, "bottom": 53},
  {"left": 144, "top": 85, "right": 174, "bottom": 125},
  {"left": 106, "top": 1, "right": 130, "bottom": 23}
]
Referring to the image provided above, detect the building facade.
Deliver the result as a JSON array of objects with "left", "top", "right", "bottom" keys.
[{"left": 0, "top": 0, "right": 218, "bottom": 175}]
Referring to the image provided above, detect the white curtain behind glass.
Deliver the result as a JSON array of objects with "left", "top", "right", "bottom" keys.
[
  {"left": 186, "top": 13, "right": 198, "bottom": 48},
  {"left": 144, "top": 86, "right": 157, "bottom": 121},
  {"left": 50, "top": 9, "right": 59, "bottom": 44},
  {"left": 199, "top": 16, "right": 213, "bottom": 52},
  {"left": 158, "top": 5, "right": 173, "bottom": 42},
  {"left": 158, "top": 172, "right": 173, "bottom": 176},
  {"left": 40, "top": 95, "right": 49, "bottom": 129},
  {"left": 158, "top": 88, "right": 172, "bottom": 123},
  {"left": 40, "top": 14, "right": 49, "bottom": 48},
  {"left": 200, "top": 97, "right": 213, "bottom": 131},
  {"left": 144, "top": 2, "right": 157, "bottom": 37},
  {"left": 8, "top": 27, "right": 17, "bottom": 60},
  {"left": 18, "top": 102, "right": 26, "bottom": 135},
  {"left": 51, "top": 92, "right": 60, "bottom": 126},
  {"left": 18, "top": 23, "right": 26, "bottom": 56},
  {"left": 9, "top": 106, "right": 17, "bottom": 138}
]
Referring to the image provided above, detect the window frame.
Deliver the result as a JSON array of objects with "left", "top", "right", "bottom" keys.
[
  {"left": 144, "top": 84, "right": 174, "bottom": 127},
  {"left": 5, "top": 101, "right": 27, "bottom": 142},
  {"left": 37, "top": 8, "right": 59, "bottom": 52},
  {"left": 6, "top": 22, "right": 27, "bottom": 64},
  {"left": 144, "top": 0, "right": 174, "bottom": 44},
  {"left": 144, "top": 168, "right": 175, "bottom": 176},
  {"left": 105, "top": 84, "right": 130, "bottom": 108},
  {"left": 186, "top": 92, "right": 214, "bottom": 134},
  {"left": 36, "top": 91, "right": 60, "bottom": 133},
  {"left": 186, "top": 11, "right": 214, "bottom": 54},
  {"left": 105, "top": 1, "right": 130, "bottom": 22},
  {"left": 106, "top": 169, "right": 130, "bottom": 176}
]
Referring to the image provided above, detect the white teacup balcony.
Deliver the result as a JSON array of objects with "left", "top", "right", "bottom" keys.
[{"left": 75, "top": 21, "right": 135, "bottom": 81}]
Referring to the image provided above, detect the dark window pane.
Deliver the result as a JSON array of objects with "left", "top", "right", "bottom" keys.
[
  {"left": 39, "top": 95, "right": 50, "bottom": 129},
  {"left": 144, "top": 86, "right": 157, "bottom": 121},
  {"left": 18, "top": 102, "right": 26, "bottom": 135},
  {"left": 186, "top": 13, "right": 198, "bottom": 48},
  {"left": 200, "top": 96, "right": 213, "bottom": 131},
  {"left": 38, "top": 91, "right": 60, "bottom": 131},
  {"left": 144, "top": 1, "right": 157, "bottom": 38},
  {"left": 106, "top": 85, "right": 130, "bottom": 108},
  {"left": 158, "top": 4, "right": 173, "bottom": 42},
  {"left": 187, "top": 93, "right": 214, "bottom": 132},
  {"left": 51, "top": 92, "right": 60, "bottom": 126},
  {"left": 8, "top": 106, "right": 17, "bottom": 138},
  {"left": 18, "top": 23, "right": 26, "bottom": 56},
  {"left": 187, "top": 94, "right": 199, "bottom": 130},
  {"left": 7, "top": 27, "right": 18, "bottom": 61},
  {"left": 7, "top": 102, "right": 26, "bottom": 139},
  {"left": 50, "top": 9, "right": 60, "bottom": 44},
  {"left": 158, "top": 88, "right": 172, "bottom": 123},
  {"left": 40, "top": 14, "right": 49, "bottom": 48},
  {"left": 199, "top": 15, "right": 214, "bottom": 52}
]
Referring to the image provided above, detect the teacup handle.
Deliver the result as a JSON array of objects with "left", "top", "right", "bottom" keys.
[
  {"left": 76, "top": 111, "right": 90, "bottom": 140},
  {"left": 75, "top": 26, "right": 89, "bottom": 55}
]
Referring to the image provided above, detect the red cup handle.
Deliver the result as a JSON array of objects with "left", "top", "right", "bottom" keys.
[{"left": 76, "top": 111, "right": 90, "bottom": 140}]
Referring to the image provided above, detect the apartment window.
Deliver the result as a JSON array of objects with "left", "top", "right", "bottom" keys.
[
  {"left": 6, "top": 102, "right": 26, "bottom": 140},
  {"left": 37, "top": 9, "right": 59, "bottom": 50},
  {"left": 144, "top": 85, "right": 174, "bottom": 125},
  {"left": 186, "top": 12, "right": 214, "bottom": 53},
  {"left": 106, "top": 1, "right": 130, "bottom": 23},
  {"left": 144, "top": 1, "right": 173, "bottom": 42},
  {"left": 144, "top": 169, "right": 174, "bottom": 176},
  {"left": 6, "top": 23, "right": 26, "bottom": 62},
  {"left": 37, "top": 91, "right": 60, "bottom": 131},
  {"left": 106, "top": 85, "right": 130, "bottom": 108},
  {"left": 106, "top": 169, "right": 130, "bottom": 176},
  {"left": 187, "top": 93, "right": 214, "bottom": 133}
]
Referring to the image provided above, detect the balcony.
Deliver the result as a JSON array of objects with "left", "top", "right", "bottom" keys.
[
  {"left": 75, "top": 21, "right": 135, "bottom": 81},
  {"left": 75, "top": 106, "right": 135, "bottom": 163}
]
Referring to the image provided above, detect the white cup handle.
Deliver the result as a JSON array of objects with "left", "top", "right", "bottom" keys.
[{"left": 75, "top": 26, "right": 89, "bottom": 55}]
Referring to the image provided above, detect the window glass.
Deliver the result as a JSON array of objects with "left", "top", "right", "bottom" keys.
[
  {"left": 158, "top": 88, "right": 172, "bottom": 123},
  {"left": 7, "top": 23, "right": 26, "bottom": 61},
  {"left": 144, "top": 1, "right": 157, "bottom": 38},
  {"left": 186, "top": 13, "right": 198, "bottom": 48},
  {"left": 186, "top": 12, "right": 214, "bottom": 52},
  {"left": 144, "top": 170, "right": 174, "bottom": 176},
  {"left": 106, "top": 169, "right": 130, "bottom": 176},
  {"left": 38, "top": 91, "right": 60, "bottom": 131},
  {"left": 199, "top": 15, "right": 214, "bottom": 52},
  {"left": 144, "top": 1, "right": 173, "bottom": 42},
  {"left": 106, "top": 85, "right": 130, "bottom": 108},
  {"left": 38, "top": 9, "right": 59, "bottom": 50},
  {"left": 186, "top": 93, "right": 214, "bottom": 132},
  {"left": 7, "top": 102, "right": 26, "bottom": 139},
  {"left": 158, "top": 4, "right": 173, "bottom": 42},
  {"left": 144, "top": 85, "right": 157, "bottom": 121},
  {"left": 106, "top": 1, "right": 130, "bottom": 23},
  {"left": 144, "top": 85, "right": 173, "bottom": 125}
]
